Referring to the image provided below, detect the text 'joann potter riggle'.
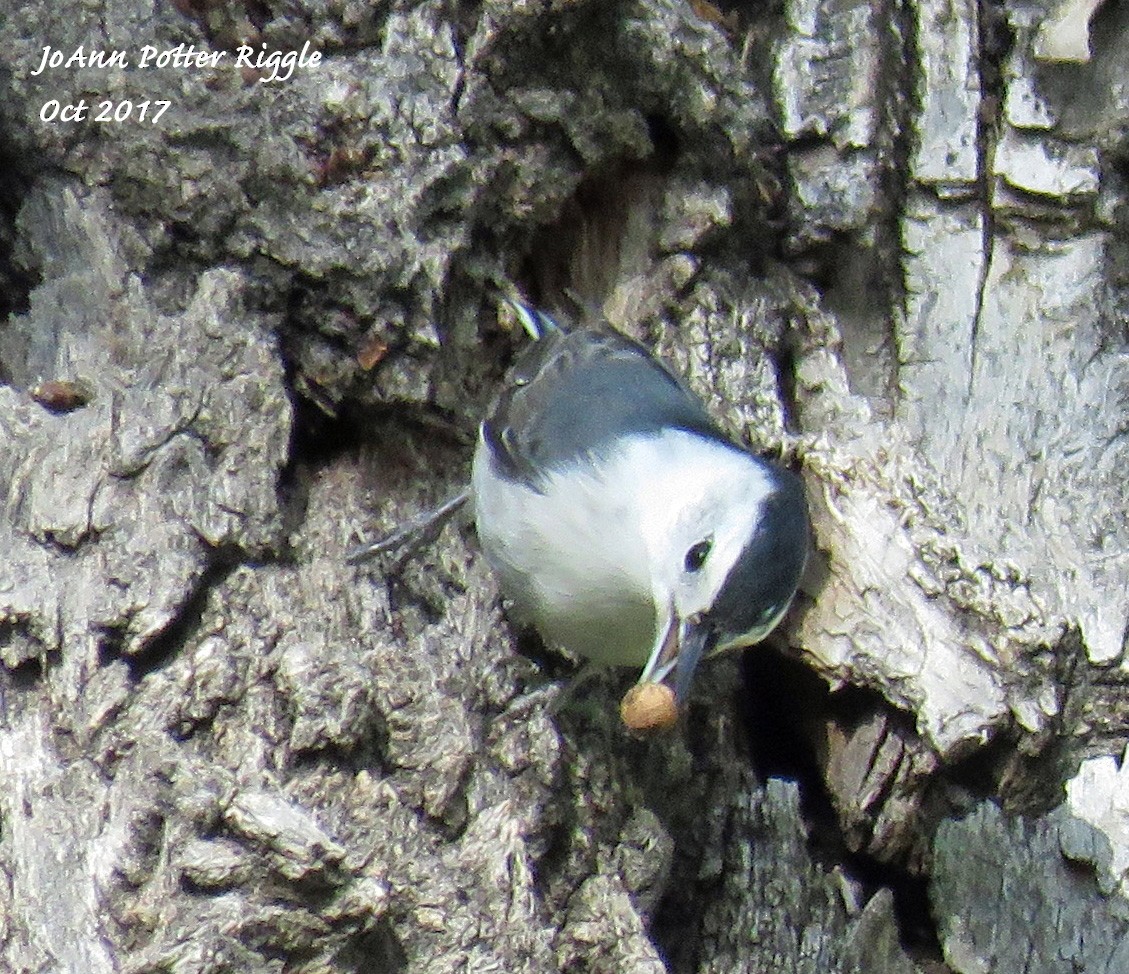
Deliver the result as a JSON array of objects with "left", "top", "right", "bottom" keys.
[{"left": 30, "top": 41, "right": 322, "bottom": 84}]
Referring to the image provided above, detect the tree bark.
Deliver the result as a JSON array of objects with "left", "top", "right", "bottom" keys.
[{"left": 0, "top": 0, "right": 1126, "bottom": 972}]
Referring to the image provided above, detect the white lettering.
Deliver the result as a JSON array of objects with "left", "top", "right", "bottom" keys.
[
  {"left": 235, "top": 41, "right": 320, "bottom": 82},
  {"left": 86, "top": 49, "right": 128, "bottom": 69},
  {"left": 30, "top": 45, "right": 61, "bottom": 76}
]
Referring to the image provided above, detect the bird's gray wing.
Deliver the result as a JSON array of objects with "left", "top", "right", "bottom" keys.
[{"left": 482, "top": 326, "right": 727, "bottom": 488}]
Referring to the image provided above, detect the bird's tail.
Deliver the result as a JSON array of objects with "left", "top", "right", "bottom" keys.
[{"left": 504, "top": 299, "right": 563, "bottom": 340}]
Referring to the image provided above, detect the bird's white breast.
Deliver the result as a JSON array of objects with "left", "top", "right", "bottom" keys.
[
  {"left": 471, "top": 428, "right": 773, "bottom": 668},
  {"left": 472, "top": 435, "right": 655, "bottom": 666}
]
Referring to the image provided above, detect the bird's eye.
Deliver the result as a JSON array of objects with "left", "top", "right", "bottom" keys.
[{"left": 684, "top": 540, "right": 712, "bottom": 573}]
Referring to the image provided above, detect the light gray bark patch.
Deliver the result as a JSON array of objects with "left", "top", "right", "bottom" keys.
[
  {"left": 1, "top": 182, "right": 292, "bottom": 666},
  {"left": 933, "top": 800, "right": 1129, "bottom": 974},
  {"left": 697, "top": 776, "right": 924, "bottom": 974}
]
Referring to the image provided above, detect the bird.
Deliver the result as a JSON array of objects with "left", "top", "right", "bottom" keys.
[{"left": 350, "top": 301, "right": 809, "bottom": 714}]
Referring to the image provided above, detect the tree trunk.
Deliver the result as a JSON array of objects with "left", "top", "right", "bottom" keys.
[{"left": 0, "top": 0, "right": 1126, "bottom": 972}]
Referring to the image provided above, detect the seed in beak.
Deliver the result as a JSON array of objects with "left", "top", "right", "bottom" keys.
[{"left": 620, "top": 681, "right": 678, "bottom": 732}]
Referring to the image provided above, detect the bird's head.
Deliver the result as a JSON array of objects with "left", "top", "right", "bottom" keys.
[{"left": 643, "top": 442, "right": 809, "bottom": 706}]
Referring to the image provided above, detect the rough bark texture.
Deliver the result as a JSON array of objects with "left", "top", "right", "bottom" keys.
[{"left": 0, "top": 0, "right": 1126, "bottom": 972}]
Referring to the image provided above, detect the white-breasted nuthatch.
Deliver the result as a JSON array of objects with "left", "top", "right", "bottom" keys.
[{"left": 350, "top": 302, "right": 808, "bottom": 720}]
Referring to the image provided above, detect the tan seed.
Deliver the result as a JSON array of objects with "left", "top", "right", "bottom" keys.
[{"left": 620, "top": 682, "right": 678, "bottom": 732}]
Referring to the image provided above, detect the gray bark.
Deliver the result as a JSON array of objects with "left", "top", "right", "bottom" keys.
[{"left": 0, "top": 0, "right": 1126, "bottom": 972}]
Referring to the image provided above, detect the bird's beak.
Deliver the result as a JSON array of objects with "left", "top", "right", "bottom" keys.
[
  {"left": 639, "top": 609, "right": 680, "bottom": 686},
  {"left": 637, "top": 610, "right": 720, "bottom": 707},
  {"left": 673, "top": 615, "right": 719, "bottom": 706},
  {"left": 637, "top": 597, "right": 797, "bottom": 709}
]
